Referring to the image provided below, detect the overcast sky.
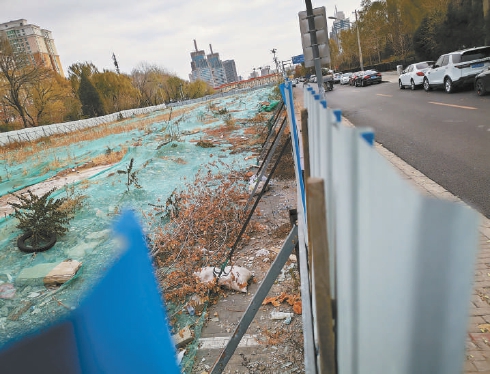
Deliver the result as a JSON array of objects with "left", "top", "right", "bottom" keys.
[{"left": 3, "top": 0, "right": 361, "bottom": 80}]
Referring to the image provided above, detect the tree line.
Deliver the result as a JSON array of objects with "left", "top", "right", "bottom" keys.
[
  {"left": 0, "top": 37, "right": 215, "bottom": 131},
  {"left": 329, "top": 0, "right": 490, "bottom": 71}
]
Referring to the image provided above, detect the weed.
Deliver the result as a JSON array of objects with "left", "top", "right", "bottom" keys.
[{"left": 117, "top": 158, "right": 142, "bottom": 192}]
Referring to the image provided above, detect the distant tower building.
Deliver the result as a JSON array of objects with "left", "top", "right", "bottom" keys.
[
  {"left": 223, "top": 60, "right": 239, "bottom": 83},
  {"left": 0, "top": 19, "right": 64, "bottom": 76},
  {"left": 206, "top": 44, "right": 227, "bottom": 86},
  {"left": 260, "top": 66, "right": 271, "bottom": 76},
  {"left": 330, "top": 8, "right": 351, "bottom": 45},
  {"left": 189, "top": 40, "right": 233, "bottom": 87}
]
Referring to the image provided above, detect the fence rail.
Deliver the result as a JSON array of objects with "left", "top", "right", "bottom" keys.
[{"left": 282, "top": 81, "right": 479, "bottom": 373}]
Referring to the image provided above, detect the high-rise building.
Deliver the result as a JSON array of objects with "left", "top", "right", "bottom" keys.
[
  {"left": 222, "top": 60, "right": 238, "bottom": 84},
  {"left": 0, "top": 19, "right": 64, "bottom": 77},
  {"left": 330, "top": 9, "right": 351, "bottom": 45},
  {"left": 189, "top": 40, "right": 237, "bottom": 87}
]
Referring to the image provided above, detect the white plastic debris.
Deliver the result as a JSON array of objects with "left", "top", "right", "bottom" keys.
[
  {"left": 255, "top": 248, "right": 270, "bottom": 257},
  {"left": 270, "top": 311, "right": 294, "bottom": 320},
  {"left": 176, "top": 349, "right": 186, "bottom": 365},
  {"left": 194, "top": 266, "right": 253, "bottom": 293}
]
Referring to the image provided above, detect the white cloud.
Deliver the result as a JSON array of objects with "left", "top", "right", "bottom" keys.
[{"left": 3, "top": 0, "right": 361, "bottom": 79}]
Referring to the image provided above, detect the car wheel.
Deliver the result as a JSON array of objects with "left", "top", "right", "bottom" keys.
[
  {"left": 399, "top": 80, "right": 404, "bottom": 89},
  {"left": 476, "top": 79, "right": 486, "bottom": 96},
  {"left": 361, "top": 80, "right": 366, "bottom": 87},
  {"left": 410, "top": 79, "right": 416, "bottom": 90},
  {"left": 444, "top": 77, "right": 454, "bottom": 93},
  {"left": 423, "top": 78, "right": 431, "bottom": 92}
]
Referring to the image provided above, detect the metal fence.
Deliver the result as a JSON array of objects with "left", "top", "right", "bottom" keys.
[{"left": 282, "top": 81, "right": 480, "bottom": 373}]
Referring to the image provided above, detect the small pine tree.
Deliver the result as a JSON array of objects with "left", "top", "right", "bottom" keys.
[
  {"left": 8, "top": 188, "right": 79, "bottom": 247},
  {"left": 78, "top": 72, "right": 106, "bottom": 118}
]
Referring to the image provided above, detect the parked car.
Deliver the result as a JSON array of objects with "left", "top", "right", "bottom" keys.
[
  {"left": 333, "top": 73, "right": 342, "bottom": 84},
  {"left": 354, "top": 70, "right": 382, "bottom": 87},
  {"left": 309, "top": 75, "right": 317, "bottom": 83},
  {"left": 340, "top": 73, "right": 352, "bottom": 85},
  {"left": 423, "top": 46, "right": 490, "bottom": 93},
  {"left": 475, "top": 67, "right": 490, "bottom": 96},
  {"left": 398, "top": 61, "right": 434, "bottom": 90},
  {"left": 349, "top": 71, "right": 363, "bottom": 86}
]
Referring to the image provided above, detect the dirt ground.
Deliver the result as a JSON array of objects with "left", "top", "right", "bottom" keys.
[{"left": 191, "top": 133, "right": 306, "bottom": 373}]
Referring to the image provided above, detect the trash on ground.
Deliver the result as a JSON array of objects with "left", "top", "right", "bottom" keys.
[
  {"left": 270, "top": 311, "right": 294, "bottom": 320},
  {"left": 194, "top": 266, "right": 252, "bottom": 293}
]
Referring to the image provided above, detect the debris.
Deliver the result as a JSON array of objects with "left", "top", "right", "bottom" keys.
[
  {"left": 0, "top": 283, "right": 16, "bottom": 299},
  {"left": 270, "top": 312, "right": 294, "bottom": 320},
  {"left": 172, "top": 325, "right": 193, "bottom": 348},
  {"left": 44, "top": 260, "right": 82, "bottom": 286},
  {"left": 194, "top": 266, "right": 253, "bottom": 293},
  {"left": 15, "top": 259, "right": 82, "bottom": 286},
  {"left": 186, "top": 304, "right": 195, "bottom": 316},
  {"left": 8, "top": 300, "right": 33, "bottom": 321},
  {"left": 188, "top": 294, "right": 207, "bottom": 315},
  {"left": 255, "top": 248, "right": 270, "bottom": 257},
  {"left": 176, "top": 349, "right": 186, "bottom": 365}
]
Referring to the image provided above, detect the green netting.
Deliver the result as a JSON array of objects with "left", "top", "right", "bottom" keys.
[{"left": 0, "top": 86, "right": 278, "bottom": 371}]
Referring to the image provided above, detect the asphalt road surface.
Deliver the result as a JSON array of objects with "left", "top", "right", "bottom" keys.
[{"left": 305, "top": 77, "right": 490, "bottom": 218}]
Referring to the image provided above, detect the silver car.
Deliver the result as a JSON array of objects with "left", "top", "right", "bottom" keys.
[
  {"left": 398, "top": 61, "right": 434, "bottom": 90},
  {"left": 340, "top": 73, "right": 352, "bottom": 85}
]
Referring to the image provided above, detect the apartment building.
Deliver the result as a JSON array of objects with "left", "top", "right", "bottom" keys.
[{"left": 0, "top": 19, "right": 64, "bottom": 77}]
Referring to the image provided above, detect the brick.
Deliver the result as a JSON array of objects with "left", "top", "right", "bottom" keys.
[
  {"left": 470, "top": 308, "right": 490, "bottom": 317},
  {"left": 473, "top": 359, "right": 490, "bottom": 371},
  {"left": 464, "top": 360, "right": 477, "bottom": 372},
  {"left": 467, "top": 351, "right": 490, "bottom": 361}
]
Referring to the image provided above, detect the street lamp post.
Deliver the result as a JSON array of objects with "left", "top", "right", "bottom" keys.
[
  {"left": 354, "top": 10, "right": 364, "bottom": 71},
  {"left": 328, "top": 16, "right": 340, "bottom": 70}
]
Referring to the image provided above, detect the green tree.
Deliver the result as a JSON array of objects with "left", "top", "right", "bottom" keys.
[
  {"left": 67, "top": 62, "right": 99, "bottom": 94},
  {"left": 92, "top": 70, "right": 141, "bottom": 113},
  {"left": 78, "top": 71, "right": 106, "bottom": 118}
]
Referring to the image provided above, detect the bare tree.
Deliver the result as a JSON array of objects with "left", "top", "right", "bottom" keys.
[{"left": 0, "top": 36, "right": 49, "bottom": 128}]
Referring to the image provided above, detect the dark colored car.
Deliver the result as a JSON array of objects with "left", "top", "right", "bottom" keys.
[
  {"left": 349, "top": 71, "right": 362, "bottom": 86},
  {"left": 354, "top": 70, "right": 382, "bottom": 87},
  {"left": 475, "top": 67, "right": 490, "bottom": 96}
]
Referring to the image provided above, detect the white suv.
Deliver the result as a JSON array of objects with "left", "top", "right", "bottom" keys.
[{"left": 423, "top": 46, "right": 490, "bottom": 93}]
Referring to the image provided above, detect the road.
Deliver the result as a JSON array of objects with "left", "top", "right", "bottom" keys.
[{"left": 307, "top": 76, "right": 490, "bottom": 218}]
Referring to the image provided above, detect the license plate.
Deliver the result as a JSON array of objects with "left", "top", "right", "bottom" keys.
[{"left": 472, "top": 62, "right": 484, "bottom": 68}]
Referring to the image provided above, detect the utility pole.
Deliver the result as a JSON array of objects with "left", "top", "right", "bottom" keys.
[
  {"left": 354, "top": 10, "right": 364, "bottom": 71},
  {"left": 305, "top": 0, "right": 325, "bottom": 97}
]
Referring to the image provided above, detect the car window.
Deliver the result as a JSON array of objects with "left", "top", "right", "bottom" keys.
[
  {"left": 435, "top": 56, "right": 443, "bottom": 67},
  {"left": 441, "top": 55, "right": 450, "bottom": 66},
  {"left": 461, "top": 47, "right": 490, "bottom": 62},
  {"left": 407, "top": 65, "right": 413, "bottom": 72},
  {"left": 451, "top": 54, "right": 461, "bottom": 64},
  {"left": 415, "top": 62, "right": 432, "bottom": 69}
]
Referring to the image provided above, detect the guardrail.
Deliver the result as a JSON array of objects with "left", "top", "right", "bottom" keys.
[{"left": 282, "top": 80, "right": 479, "bottom": 373}]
